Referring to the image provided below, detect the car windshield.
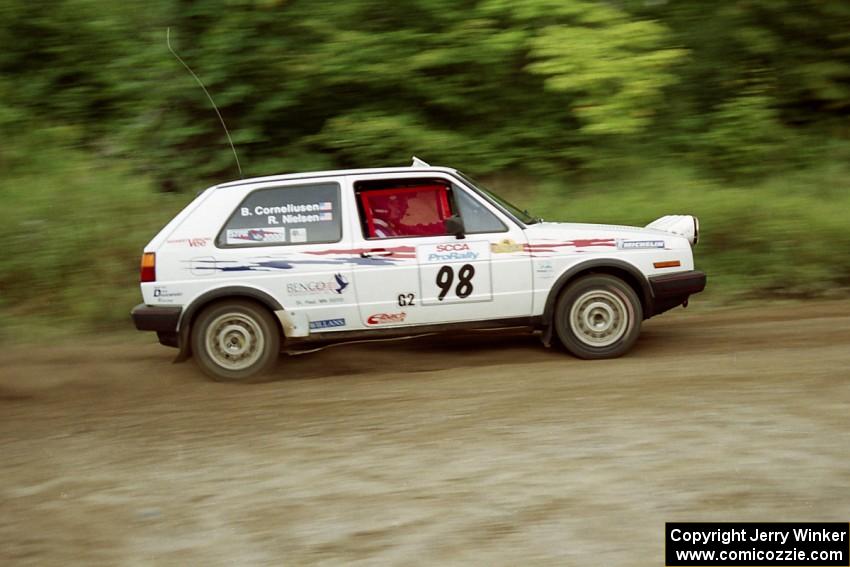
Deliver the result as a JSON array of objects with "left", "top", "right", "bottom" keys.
[{"left": 455, "top": 172, "right": 541, "bottom": 225}]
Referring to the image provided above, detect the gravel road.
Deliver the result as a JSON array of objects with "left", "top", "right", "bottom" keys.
[{"left": 2, "top": 302, "right": 849, "bottom": 565}]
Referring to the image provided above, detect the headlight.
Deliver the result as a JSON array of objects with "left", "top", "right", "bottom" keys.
[
  {"left": 692, "top": 216, "right": 699, "bottom": 247},
  {"left": 645, "top": 215, "right": 699, "bottom": 246}
]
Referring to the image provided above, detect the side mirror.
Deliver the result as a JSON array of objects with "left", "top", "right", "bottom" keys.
[{"left": 445, "top": 215, "right": 466, "bottom": 239}]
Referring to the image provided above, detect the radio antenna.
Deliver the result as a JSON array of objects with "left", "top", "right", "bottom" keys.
[{"left": 166, "top": 27, "right": 243, "bottom": 179}]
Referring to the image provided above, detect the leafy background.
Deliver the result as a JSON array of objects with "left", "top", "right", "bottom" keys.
[{"left": 1, "top": 0, "right": 849, "bottom": 337}]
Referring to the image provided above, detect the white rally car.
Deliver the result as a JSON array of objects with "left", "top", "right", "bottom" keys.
[{"left": 132, "top": 158, "right": 706, "bottom": 381}]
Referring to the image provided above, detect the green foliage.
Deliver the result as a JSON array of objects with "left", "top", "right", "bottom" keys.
[
  {"left": 8, "top": 0, "right": 848, "bottom": 182},
  {"left": 0, "top": 135, "right": 190, "bottom": 337},
  {"left": 628, "top": 0, "right": 850, "bottom": 176},
  {"left": 697, "top": 91, "right": 791, "bottom": 177},
  {"left": 515, "top": 1, "right": 686, "bottom": 135}
]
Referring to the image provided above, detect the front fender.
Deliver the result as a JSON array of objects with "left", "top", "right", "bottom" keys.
[{"left": 541, "top": 259, "right": 653, "bottom": 325}]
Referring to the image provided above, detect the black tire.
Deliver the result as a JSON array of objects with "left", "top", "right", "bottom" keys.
[
  {"left": 554, "top": 274, "right": 643, "bottom": 359},
  {"left": 191, "top": 299, "right": 281, "bottom": 382}
]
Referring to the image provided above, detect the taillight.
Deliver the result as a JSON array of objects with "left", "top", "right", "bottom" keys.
[{"left": 140, "top": 252, "right": 156, "bottom": 282}]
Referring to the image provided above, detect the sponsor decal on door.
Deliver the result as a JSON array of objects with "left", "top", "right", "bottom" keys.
[
  {"left": 309, "top": 318, "right": 346, "bottom": 330},
  {"left": 416, "top": 241, "right": 493, "bottom": 305},
  {"left": 367, "top": 312, "right": 407, "bottom": 325}
]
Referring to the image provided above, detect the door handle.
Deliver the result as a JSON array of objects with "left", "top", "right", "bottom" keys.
[{"left": 360, "top": 248, "right": 394, "bottom": 258}]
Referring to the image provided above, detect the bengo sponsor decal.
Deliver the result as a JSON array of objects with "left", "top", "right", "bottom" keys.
[
  {"left": 367, "top": 312, "right": 407, "bottom": 325},
  {"left": 286, "top": 273, "right": 350, "bottom": 296},
  {"left": 309, "top": 318, "right": 346, "bottom": 330}
]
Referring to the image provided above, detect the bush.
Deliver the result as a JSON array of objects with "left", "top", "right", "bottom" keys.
[
  {"left": 530, "top": 161, "right": 850, "bottom": 299},
  {"left": 0, "top": 140, "right": 191, "bottom": 338}
]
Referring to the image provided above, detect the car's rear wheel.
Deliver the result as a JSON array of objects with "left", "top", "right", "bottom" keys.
[
  {"left": 554, "top": 274, "right": 642, "bottom": 359},
  {"left": 191, "top": 300, "right": 280, "bottom": 381}
]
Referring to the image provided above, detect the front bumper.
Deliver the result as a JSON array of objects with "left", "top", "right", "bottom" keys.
[
  {"left": 648, "top": 270, "right": 707, "bottom": 317},
  {"left": 131, "top": 304, "right": 181, "bottom": 347}
]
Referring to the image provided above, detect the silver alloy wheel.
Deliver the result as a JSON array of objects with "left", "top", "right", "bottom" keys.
[
  {"left": 204, "top": 312, "right": 265, "bottom": 371},
  {"left": 568, "top": 289, "right": 629, "bottom": 347}
]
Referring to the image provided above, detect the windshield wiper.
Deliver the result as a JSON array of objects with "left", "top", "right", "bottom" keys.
[{"left": 522, "top": 209, "right": 544, "bottom": 224}]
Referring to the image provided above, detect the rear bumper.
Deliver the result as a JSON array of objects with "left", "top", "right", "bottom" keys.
[
  {"left": 131, "top": 304, "right": 181, "bottom": 332},
  {"left": 648, "top": 270, "right": 707, "bottom": 317},
  {"left": 132, "top": 304, "right": 182, "bottom": 348}
]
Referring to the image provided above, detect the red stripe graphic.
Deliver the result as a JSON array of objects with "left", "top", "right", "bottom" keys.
[
  {"left": 524, "top": 238, "right": 616, "bottom": 254},
  {"left": 525, "top": 238, "right": 615, "bottom": 249},
  {"left": 306, "top": 246, "right": 417, "bottom": 257},
  {"left": 304, "top": 240, "right": 614, "bottom": 260}
]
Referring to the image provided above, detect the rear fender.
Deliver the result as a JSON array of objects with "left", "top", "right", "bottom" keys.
[{"left": 173, "top": 286, "right": 284, "bottom": 363}]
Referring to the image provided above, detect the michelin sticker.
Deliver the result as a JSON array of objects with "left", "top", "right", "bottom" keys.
[{"left": 619, "top": 240, "right": 665, "bottom": 249}]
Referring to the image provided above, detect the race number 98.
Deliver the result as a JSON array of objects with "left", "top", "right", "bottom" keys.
[
  {"left": 416, "top": 240, "right": 493, "bottom": 305},
  {"left": 435, "top": 264, "right": 475, "bottom": 301}
]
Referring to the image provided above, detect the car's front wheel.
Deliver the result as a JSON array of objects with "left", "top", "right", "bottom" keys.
[
  {"left": 554, "top": 274, "right": 643, "bottom": 359},
  {"left": 191, "top": 300, "right": 280, "bottom": 381}
]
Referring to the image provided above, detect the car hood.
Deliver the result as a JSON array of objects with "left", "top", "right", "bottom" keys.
[{"left": 524, "top": 221, "right": 671, "bottom": 241}]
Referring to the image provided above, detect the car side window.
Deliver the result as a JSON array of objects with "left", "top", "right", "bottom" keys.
[
  {"left": 453, "top": 186, "right": 508, "bottom": 234},
  {"left": 356, "top": 181, "right": 452, "bottom": 239},
  {"left": 219, "top": 182, "right": 342, "bottom": 247}
]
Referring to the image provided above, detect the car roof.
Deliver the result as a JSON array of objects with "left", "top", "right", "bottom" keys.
[{"left": 216, "top": 165, "right": 459, "bottom": 190}]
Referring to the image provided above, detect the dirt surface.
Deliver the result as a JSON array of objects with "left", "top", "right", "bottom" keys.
[{"left": 2, "top": 302, "right": 849, "bottom": 566}]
